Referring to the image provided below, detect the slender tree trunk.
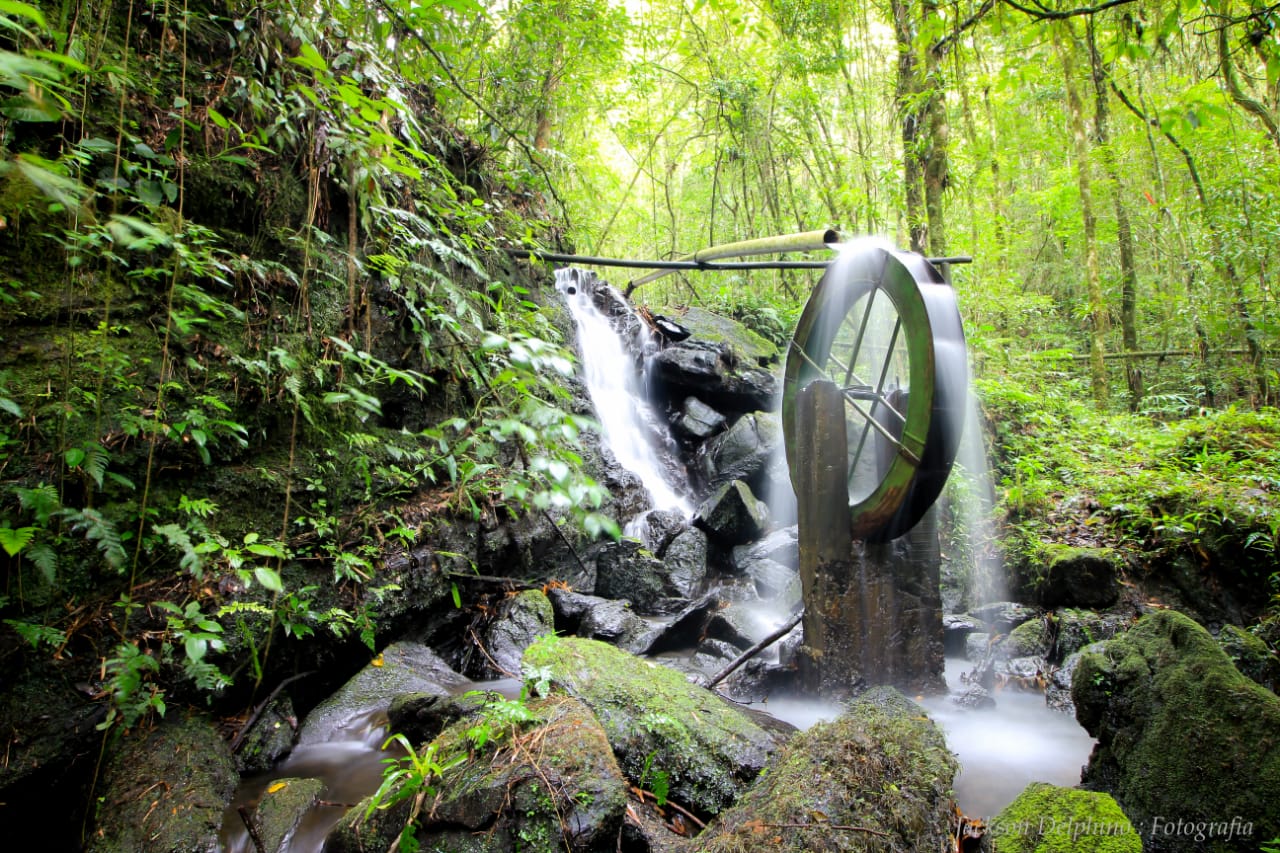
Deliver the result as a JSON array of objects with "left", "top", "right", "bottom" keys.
[
  {"left": 1087, "top": 21, "right": 1141, "bottom": 409},
  {"left": 1055, "top": 25, "right": 1109, "bottom": 407},
  {"left": 891, "top": 0, "right": 927, "bottom": 252},
  {"left": 921, "top": 0, "right": 948, "bottom": 256}
]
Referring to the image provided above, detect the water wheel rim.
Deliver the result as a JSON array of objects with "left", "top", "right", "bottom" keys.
[{"left": 782, "top": 246, "right": 968, "bottom": 541}]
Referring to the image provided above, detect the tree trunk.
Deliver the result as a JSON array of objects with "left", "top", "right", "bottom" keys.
[
  {"left": 1087, "top": 21, "right": 1140, "bottom": 409},
  {"left": 891, "top": 0, "right": 927, "bottom": 253},
  {"left": 1055, "top": 25, "right": 1109, "bottom": 407},
  {"left": 921, "top": 0, "right": 948, "bottom": 257}
]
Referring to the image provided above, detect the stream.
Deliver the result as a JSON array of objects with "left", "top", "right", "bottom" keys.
[{"left": 218, "top": 265, "right": 1097, "bottom": 849}]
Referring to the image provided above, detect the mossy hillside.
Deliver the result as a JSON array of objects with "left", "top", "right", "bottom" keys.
[
  {"left": 1072, "top": 610, "right": 1280, "bottom": 851},
  {"left": 991, "top": 783, "right": 1141, "bottom": 853},
  {"left": 521, "top": 635, "right": 778, "bottom": 816},
  {"left": 689, "top": 687, "right": 957, "bottom": 853}
]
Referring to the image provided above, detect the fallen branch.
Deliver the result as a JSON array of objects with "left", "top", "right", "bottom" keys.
[
  {"left": 231, "top": 670, "right": 314, "bottom": 753},
  {"left": 707, "top": 609, "right": 803, "bottom": 688}
]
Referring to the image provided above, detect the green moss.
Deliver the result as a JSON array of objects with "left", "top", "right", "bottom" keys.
[
  {"left": 659, "top": 306, "right": 779, "bottom": 366},
  {"left": 521, "top": 635, "right": 777, "bottom": 815},
  {"left": 991, "top": 783, "right": 1140, "bottom": 852},
  {"left": 1072, "top": 610, "right": 1280, "bottom": 850},
  {"left": 692, "top": 687, "right": 957, "bottom": 853},
  {"left": 1006, "top": 617, "right": 1051, "bottom": 657}
]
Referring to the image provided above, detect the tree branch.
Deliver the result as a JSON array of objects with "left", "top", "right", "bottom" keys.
[
  {"left": 1216, "top": 24, "right": 1280, "bottom": 149},
  {"left": 374, "top": 0, "right": 574, "bottom": 230},
  {"left": 934, "top": 0, "right": 998, "bottom": 56},
  {"left": 1000, "top": 0, "right": 1141, "bottom": 21}
]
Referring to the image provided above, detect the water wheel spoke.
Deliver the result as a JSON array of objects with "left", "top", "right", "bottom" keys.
[{"left": 840, "top": 288, "right": 878, "bottom": 388}]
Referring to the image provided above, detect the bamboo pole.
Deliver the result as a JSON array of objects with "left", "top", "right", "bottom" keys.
[{"left": 624, "top": 228, "right": 843, "bottom": 296}]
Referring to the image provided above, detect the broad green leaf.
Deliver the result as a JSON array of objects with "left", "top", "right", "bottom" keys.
[
  {"left": 0, "top": 525, "right": 35, "bottom": 557},
  {"left": 254, "top": 566, "right": 284, "bottom": 592}
]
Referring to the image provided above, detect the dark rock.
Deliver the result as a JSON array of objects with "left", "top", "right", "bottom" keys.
[
  {"left": 1002, "top": 655, "right": 1048, "bottom": 686},
  {"left": 297, "top": 641, "right": 469, "bottom": 746},
  {"left": 1216, "top": 623, "right": 1280, "bottom": 692},
  {"left": 387, "top": 692, "right": 475, "bottom": 744},
  {"left": 234, "top": 694, "right": 297, "bottom": 774},
  {"left": 639, "top": 593, "right": 725, "bottom": 655},
  {"left": 89, "top": 714, "right": 237, "bottom": 853},
  {"left": 693, "top": 687, "right": 956, "bottom": 853},
  {"left": 254, "top": 777, "right": 324, "bottom": 853},
  {"left": 522, "top": 636, "right": 779, "bottom": 815},
  {"left": 706, "top": 602, "right": 772, "bottom": 649},
  {"left": 694, "top": 480, "right": 769, "bottom": 546},
  {"left": 1045, "top": 646, "right": 1098, "bottom": 714},
  {"left": 1052, "top": 608, "right": 1132, "bottom": 661},
  {"left": 595, "top": 539, "right": 667, "bottom": 613},
  {"left": 742, "top": 557, "right": 798, "bottom": 603},
  {"left": 548, "top": 588, "right": 653, "bottom": 651},
  {"left": 476, "top": 589, "right": 555, "bottom": 679},
  {"left": 0, "top": 667, "right": 105, "bottom": 806},
  {"left": 972, "top": 600, "right": 1039, "bottom": 633},
  {"left": 698, "top": 410, "right": 783, "bottom": 493},
  {"left": 331, "top": 695, "right": 628, "bottom": 853},
  {"left": 663, "top": 526, "right": 708, "bottom": 598},
  {"left": 627, "top": 508, "right": 687, "bottom": 556},
  {"left": 1072, "top": 610, "right": 1280, "bottom": 850},
  {"left": 718, "top": 658, "right": 796, "bottom": 704},
  {"left": 951, "top": 684, "right": 997, "bottom": 710},
  {"left": 1028, "top": 545, "right": 1122, "bottom": 608},
  {"left": 991, "top": 782, "right": 1140, "bottom": 852},
  {"left": 650, "top": 340, "right": 777, "bottom": 414},
  {"left": 943, "top": 613, "right": 979, "bottom": 656},
  {"left": 731, "top": 524, "right": 798, "bottom": 572},
  {"left": 674, "top": 396, "right": 728, "bottom": 440}
]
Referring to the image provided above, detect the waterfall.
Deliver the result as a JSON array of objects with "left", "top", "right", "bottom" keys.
[
  {"left": 555, "top": 268, "right": 691, "bottom": 519},
  {"left": 950, "top": 392, "right": 1007, "bottom": 608}
]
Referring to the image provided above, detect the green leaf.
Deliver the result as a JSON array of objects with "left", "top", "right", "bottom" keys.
[
  {"left": 207, "top": 106, "right": 230, "bottom": 129},
  {"left": 0, "top": 525, "right": 36, "bottom": 557},
  {"left": 290, "top": 42, "right": 328, "bottom": 73},
  {"left": 254, "top": 566, "right": 284, "bottom": 592},
  {"left": 0, "top": 0, "right": 47, "bottom": 28}
]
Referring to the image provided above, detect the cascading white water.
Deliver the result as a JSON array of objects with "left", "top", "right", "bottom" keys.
[
  {"left": 951, "top": 392, "right": 1007, "bottom": 608},
  {"left": 555, "top": 268, "right": 691, "bottom": 518}
]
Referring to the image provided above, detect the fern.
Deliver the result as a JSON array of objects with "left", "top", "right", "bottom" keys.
[
  {"left": 0, "top": 525, "right": 35, "bottom": 557},
  {"left": 15, "top": 483, "right": 60, "bottom": 525},
  {"left": 26, "top": 544, "right": 56, "bottom": 584},
  {"left": 152, "top": 522, "right": 203, "bottom": 579},
  {"left": 63, "top": 507, "right": 126, "bottom": 571}
]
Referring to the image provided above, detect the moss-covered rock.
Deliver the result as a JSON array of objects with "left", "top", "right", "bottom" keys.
[
  {"left": 691, "top": 687, "right": 956, "bottom": 852},
  {"left": 477, "top": 588, "right": 556, "bottom": 678},
  {"left": 1051, "top": 609, "right": 1131, "bottom": 661},
  {"left": 253, "top": 777, "right": 325, "bottom": 853},
  {"left": 1072, "top": 610, "right": 1280, "bottom": 850},
  {"left": 1006, "top": 616, "right": 1053, "bottom": 658},
  {"left": 521, "top": 635, "right": 778, "bottom": 816},
  {"left": 88, "top": 713, "right": 238, "bottom": 853},
  {"left": 990, "top": 783, "right": 1141, "bottom": 852},
  {"left": 330, "top": 694, "right": 627, "bottom": 852},
  {"left": 1021, "top": 545, "right": 1120, "bottom": 609},
  {"left": 659, "top": 306, "right": 780, "bottom": 367},
  {"left": 1216, "top": 623, "right": 1280, "bottom": 693}
]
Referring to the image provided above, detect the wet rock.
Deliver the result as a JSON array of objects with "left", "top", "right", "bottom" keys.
[
  {"left": 640, "top": 593, "right": 724, "bottom": 655},
  {"left": 1027, "top": 545, "right": 1122, "bottom": 609},
  {"left": 991, "top": 782, "right": 1140, "bottom": 852},
  {"left": 705, "top": 602, "right": 771, "bottom": 649},
  {"left": 548, "top": 588, "right": 652, "bottom": 651},
  {"left": 698, "top": 410, "right": 783, "bottom": 493},
  {"left": 1002, "top": 655, "right": 1048, "bottom": 687},
  {"left": 1005, "top": 616, "right": 1052, "bottom": 658},
  {"left": 387, "top": 692, "right": 478, "bottom": 744},
  {"left": 1045, "top": 645, "right": 1098, "bottom": 714},
  {"left": 1216, "top": 623, "right": 1280, "bottom": 692},
  {"left": 731, "top": 524, "right": 798, "bottom": 572},
  {"left": 692, "top": 638, "right": 743, "bottom": 671},
  {"left": 234, "top": 693, "right": 297, "bottom": 774},
  {"left": 1072, "top": 610, "right": 1280, "bottom": 850},
  {"left": 964, "top": 631, "right": 994, "bottom": 662},
  {"left": 253, "top": 777, "right": 324, "bottom": 853},
  {"left": 628, "top": 508, "right": 687, "bottom": 556},
  {"left": 0, "top": 667, "right": 104, "bottom": 807},
  {"left": 522, "top": 636, "right": 779, "bottom": 814},
  {"left": 693, "top": 687, "right": 956, "bottom": 852},
  {"left": 331, "top": 695, "right": 628, "bottom": 853},
  {"left": 972, "top": 600, "right": 1038, "bottom": 633},
  {"left": 943, "top": 613, "right": 979, "bottom": 656},
  {"left": 674, "top": 396, "right": 728, "bottom": 440},
  {"left": 660, "top": 306, "right": 780, "bottom": 367},
  {"left": 663, "top": 526, "right": 708, "bottom": 598},
  {"left": 1052, "top": 608, "right": 1131, "bottom": 661},
  {"left": 595, "top": 539, "right": 668, "bottom": 613},
  {"left": 694, "top": 479, "right": 770, "bottom": 546},
  {"left": 951, "top": 683, "right": 996, "bottom": 711},
  {"left": 718, "top": 658, "right": 796, "bottom": 704},
  {"left": 742, "top": 557, "right": 798, "bottom": 602},
  {"left": 476, "top": 589, "right": 555, "bottom": 679},
  {"left": 298, "top": 641, "right": 469, "bottom": 746},
  {"left": 650, "top": 340, "right": 777, "bottom": 414},
  {"left": 89, "top": 713, "right": 237, "bottom": 853}
]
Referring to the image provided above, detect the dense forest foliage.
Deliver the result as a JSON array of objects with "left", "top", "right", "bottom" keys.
[{"left": 0, "top": 0, "right": 1276, "bottom": 782}]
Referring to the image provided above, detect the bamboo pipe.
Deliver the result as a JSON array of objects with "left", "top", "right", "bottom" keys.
[{"left": 623, "top": 228, "right": 842, "bottom": 296}]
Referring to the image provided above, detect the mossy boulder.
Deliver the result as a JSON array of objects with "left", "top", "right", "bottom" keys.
[
  {"left": 1022, "top": 545, "right": 1120, "bottom": 609},
  {"left": 1071, "top": 610, "right": 1280, "bottom": 850},
  {"left": 521, "top": 635, "right": 779, "bottom": 815},
  {"left": 691, "top": 687, "right": 956, "bottom": 852},
  {"left": 1006, "top": 616, "right": 1053, "bottom": 658},
  {"left": 990, "top": 783, "right": 1141, "bottom": 852},
  {"left": 476, "top": 589, "right": 555, "bottom": 678},
  {"left": 330, "top": 695, "right": 627, "bottom": 852},
  {"left": 88, "top": 713, "right": 238, "bottom": 853},
  {"left": 1052, "top": 609, "right": 1131, "bottom": 661},
  {"left": 1216, "top": 623, "right": 1280, "bottom": 693},
  {"left": 660, "top": 306, "right": 780, "bottom": 367},
  {"left": 253, "top": 777, "right": 325, "bottom": 853}
]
